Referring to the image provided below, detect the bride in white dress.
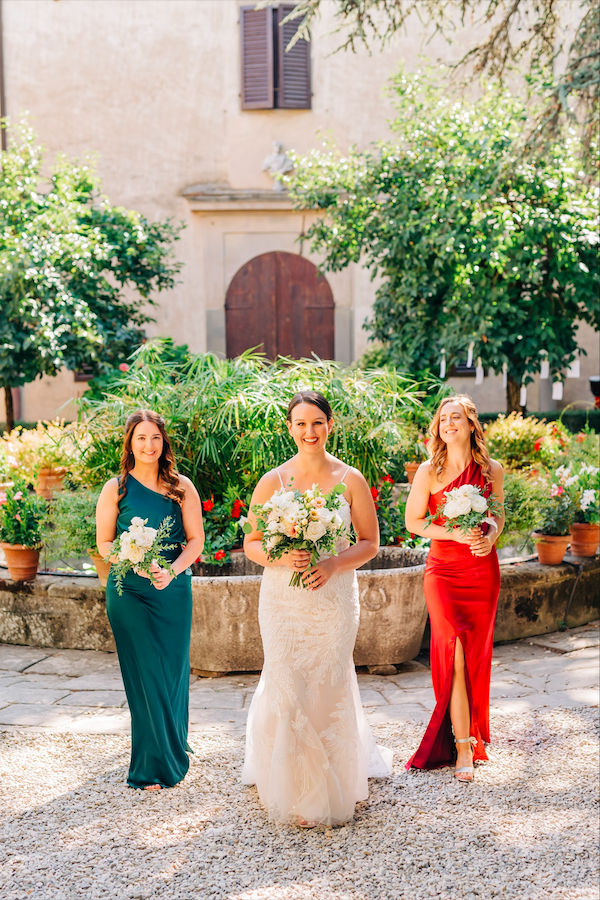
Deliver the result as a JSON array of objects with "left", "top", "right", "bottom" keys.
[{"left": 242, "top": 390, "right": 392, "bottom": 827}]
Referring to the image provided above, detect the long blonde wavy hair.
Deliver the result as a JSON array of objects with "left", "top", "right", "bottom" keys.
[{"left": 428, "top": 394, "right": 493, "bottom": 485}]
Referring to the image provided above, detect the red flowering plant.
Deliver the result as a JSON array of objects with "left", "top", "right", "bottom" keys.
[
  {"left": 199, "top": 485, "right": 250, "bottom": 567},
  {"left": 372, "top": 475, "right": 412, "bottom": 546}
]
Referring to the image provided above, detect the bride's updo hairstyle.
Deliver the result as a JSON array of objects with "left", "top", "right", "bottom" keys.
[
  {"left": 286, "top": 390, "right": 333, "bottom": 422},
  {"left": 428, "top": 394, "right": 492, "bottom": 485},
  {"left": 118, "top": 409, "right": 185, "bottom": 504}
]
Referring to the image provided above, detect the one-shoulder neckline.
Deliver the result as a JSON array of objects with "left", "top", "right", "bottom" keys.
[
  {"left": 127, "top": 472, "right": 174, "bottom": 500},
  {"left": 431, "top": 459, "right": 477, "bottom": 497}
]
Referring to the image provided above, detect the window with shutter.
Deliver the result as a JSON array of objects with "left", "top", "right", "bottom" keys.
[
  {"left": 240, "top": 5, "right": 311, "bottom": 111},
  {"left": 277, "top": 5, "right": 311, "bottom": 109},
  {"left": 240, "top": 6, "right": 273, "bottom": 110}
]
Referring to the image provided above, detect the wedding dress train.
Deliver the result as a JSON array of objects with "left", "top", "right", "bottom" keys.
[{"left": 242, "top": 492, "right": 392, "bottom": 826}]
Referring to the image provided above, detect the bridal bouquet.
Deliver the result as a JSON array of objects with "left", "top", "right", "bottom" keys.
[
  {"left": 427, "top": 484, "right": 502, "bottom": 536},
  {"left": 106, "top": 516, "right": 177, "bottom": 595},
  {"left": 243, "top": 483, "right": 350, "bottom": 587}
]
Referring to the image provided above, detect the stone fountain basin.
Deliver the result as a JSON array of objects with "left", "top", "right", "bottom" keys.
[{"left": 0, "top": 547, "right": 597, "bottom": 675}]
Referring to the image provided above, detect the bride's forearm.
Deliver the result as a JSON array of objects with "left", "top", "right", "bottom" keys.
[
  {"left": 244, "top": 539, "right": 281, "bottom": 568},
  {"left": 330, "top": 538, "right": 379, "bottom": 573}
]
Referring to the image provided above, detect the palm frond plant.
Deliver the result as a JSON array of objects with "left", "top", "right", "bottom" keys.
[{"left": 77, "top": 341, "right": 427, "bottom": 499}]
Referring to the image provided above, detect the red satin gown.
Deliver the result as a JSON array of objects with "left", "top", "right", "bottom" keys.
[{"left": 406, "top": 459, "right": 500, "bottom": 770}]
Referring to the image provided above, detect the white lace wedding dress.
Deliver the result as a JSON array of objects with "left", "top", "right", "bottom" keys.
[{"left": 242, "top": 473, "right": 393, "bottom": 826}]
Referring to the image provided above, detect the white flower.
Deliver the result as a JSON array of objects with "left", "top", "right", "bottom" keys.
[
  {"left": 581, "top": 489, "right": 596, "bottom": 511},
  {"left": 266, "top": 534, "right": 282, "bottom": 551},
  {"left": 580, "top": 465, "right": 599, "bottom": 476},
  {"left": 273, "top": 491, "right": 296, "bottom": 511},
  {"left": 332, "top": 513, "right": 343, "bottom": 529},
  {"left": 126, "top": 544, "right": 145, "bottom": 565},
  {"left": 305, "top": 520, "right": 327, "bottom": 542},
  {"left": 471, "top": 494, "right": 488, "bottom": 514},
  {"left": 135, "top": 528, "right": 156, "bottom": 551},
  {"left": 316, "top": 507, "right": 335, "bottom": 524},
  {"left": 444, "top": 493, "right": 471, "bottom": 516},
  {"left": 130, "top": 516, "right": 146, "bottom": 529},
  {"left": 564, "top": 475, "right": 579, "bottom": 487},
  {"left": 267, "top": 521, "right": 280, "bottom": 533}
]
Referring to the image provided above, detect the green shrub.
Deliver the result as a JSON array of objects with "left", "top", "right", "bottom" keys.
[
  {"left": 484, "top": 412, "right": 570, "bottom": 470},
  {"left": 78, "top": 344, "right": 427, "bottom": 498},
  {"left": 46, "top": 487, "right": 100, "bottom": 557},
  {"left": 535, "top": 494, "right": 574, "bottom": 537},
  {"left": 498, "top": 472, "right": 549, "bottom": 549}
]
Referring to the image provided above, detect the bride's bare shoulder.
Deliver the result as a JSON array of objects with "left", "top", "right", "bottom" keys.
[{"left": 254, "top": 469, "right": 284, "bottom": 494}]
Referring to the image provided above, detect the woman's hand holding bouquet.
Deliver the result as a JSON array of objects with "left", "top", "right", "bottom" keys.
[
  {"left": 243, "top": 483, "right": 350, "bottom": 588},
  {"left": 426, "top": 484, "right": 503, "bottom": 556},
  {"left": 105, "top": 516, "right": 178, "bottom": 595}
]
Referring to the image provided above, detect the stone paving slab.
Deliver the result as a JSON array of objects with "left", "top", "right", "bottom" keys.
[
  {"left": 0, "top": 645, "right": 50, "bottom": 671},
  {"left": 527, "top": 621, "right": 600, "bottom": 653},
  {"left": 188, "top": 691, "right": 244, "bottom": 710},
  {"left": 56, "top": 690, "right": 127, "bottom": 708},
  {"left": 60, "top": 674, "right": 125, "bottom": 691},
  {"left": 0, "top": 686, "right": 72, "bottom": 705},
  {"left": 24, "top": 649, "right": 121, "bottom": 677},
  {"left": 0, "top": 624, "right": 597, "bottom": 736}
]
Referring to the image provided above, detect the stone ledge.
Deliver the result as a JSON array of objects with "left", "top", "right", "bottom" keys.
[{"left": 0, "top": 555, "right": 597, "bottom": 672}]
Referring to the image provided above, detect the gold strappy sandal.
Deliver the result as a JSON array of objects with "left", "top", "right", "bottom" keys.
[{"left": 454, "top": 736, "right": 477, "bottom": 783}]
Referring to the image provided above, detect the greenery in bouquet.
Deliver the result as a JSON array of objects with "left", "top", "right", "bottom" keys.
[
  {"left": 244, "top": 483, "right": 350, "bottom": 588},
  {"left": 200, "top": 486, "right": 249, "bottom": 567},
  {"left": 108, "top": 515, "right": 177, "bottom": 596},
  {"left": 45, "top": 487, "right": 101, "bottom": 558},
  {"left": 4, "top": 420, "right": 87, "bottom": 482},
  {"left": 497, "top": 471, "right": 549, "bottom": 550},
  {"left": 554, "top": 463, "right": 600, "bottom": 526},
  {"left": 0, "top": 479, "right": 47, "bottom": 547},
  {"left": 484, "top": 413, "right": 570, "bottom": 471}
]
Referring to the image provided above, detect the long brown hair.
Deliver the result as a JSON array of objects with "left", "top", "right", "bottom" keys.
[
  {"left": 428, "top": 394, "right": 492, "bottom": 484},
  {"left": 118, "top": 409, "right": 185, "bottom": 504}
]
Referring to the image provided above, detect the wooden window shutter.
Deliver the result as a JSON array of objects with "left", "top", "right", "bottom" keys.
[
  {"left": 240, "top": 6, "right": 274, "bottom": 109},
  {"left": 277, "top": 5, "right": 311, "bottom": 109}
]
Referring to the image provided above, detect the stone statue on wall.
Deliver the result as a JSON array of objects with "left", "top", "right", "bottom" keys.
[{"left": 262, "top": 141, "right": 293, "bottom": 192}]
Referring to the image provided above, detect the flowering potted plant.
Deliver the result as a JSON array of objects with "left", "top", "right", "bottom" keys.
[
  {"left": 199, "top": 487, "right": 248, "bottom": 568},
  {"left": 0, "top": 480, "right": 47, "bottom": 581},
  {"left": 0, "top": 441, "right": 18, "bottom": 489},
  {"left": 5, "top": 421, "right": 85, "bottom": 499},
  {"left": 555, "top": 463, "right": 600, "bottom": 557},
  {"left": 532, "top": 482, "right": 574, "bottom": 566}
]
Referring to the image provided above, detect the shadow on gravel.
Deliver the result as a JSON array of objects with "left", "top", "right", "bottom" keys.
[{"left": 0, "top": 709, "right": 598, "bottom": 900}]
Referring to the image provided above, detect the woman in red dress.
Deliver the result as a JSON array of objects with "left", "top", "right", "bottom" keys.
[{"left": 405, "top": 395, "right": 504, "bottom": 782}]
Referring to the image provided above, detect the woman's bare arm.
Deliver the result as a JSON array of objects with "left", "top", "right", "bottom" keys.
[
  {"left": 96, "top": 479, "right": 120, "bottom": 561},
  {"left": 171, "top": 476, "right": 204, "bottom": 576}
]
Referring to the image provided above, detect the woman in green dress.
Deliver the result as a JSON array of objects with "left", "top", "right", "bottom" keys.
[{"left": 96, "top": 409, "right": 204, "bottom": 790}]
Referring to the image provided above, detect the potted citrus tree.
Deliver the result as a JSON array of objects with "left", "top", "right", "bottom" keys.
[
  {"left": 0, "top": 479, "right": 47, "bottom": 581},
  {"left": 559, "top": 463, "right": 600, "bottom": 557},
  {"left": 46, "top": 487, "right": 109, "bottom": 584},
  {"left": 531, "top": 488, "right": 574, "bottom": 566}
]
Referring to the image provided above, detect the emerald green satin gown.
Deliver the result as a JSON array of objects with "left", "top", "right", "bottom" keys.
[{"left": 106, "top": 474, "right": 193, "bottom": 789}]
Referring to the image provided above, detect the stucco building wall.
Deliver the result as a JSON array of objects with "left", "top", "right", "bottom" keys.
[{"left": 3, "top": 0, "right": 597, "bottom": 421}]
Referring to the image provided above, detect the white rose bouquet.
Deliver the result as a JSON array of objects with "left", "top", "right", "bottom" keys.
[
  {"left": 426, "top": 484, "right": 502, "bottom": 537},
  {"left": 106, "top": 516, "right": 178, "bottom": 595},
  {"left": 243, "top": 483, "right": 351, "bottom": 588}
]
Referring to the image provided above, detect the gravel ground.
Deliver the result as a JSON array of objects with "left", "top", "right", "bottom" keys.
[{"left": 1, "top": 707, "right": 597, "bottom": 900}]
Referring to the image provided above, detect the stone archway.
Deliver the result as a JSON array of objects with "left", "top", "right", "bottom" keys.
[{"left": 225, "top": 251, "right": 334, "bottom": 359}]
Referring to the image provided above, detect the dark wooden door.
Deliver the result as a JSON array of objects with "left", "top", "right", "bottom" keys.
[{"left": 225, "top": 252, "right": 334, "bottom": 360}]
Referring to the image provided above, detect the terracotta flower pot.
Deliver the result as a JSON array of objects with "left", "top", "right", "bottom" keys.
[
  {"left": 35, "top": 467, "right": 68, "bottom": 501},
  {"left": 405, "top": 462, "right": 421, "bottom": 484},
  {"left": 88, "top": 550, "right": 111, "bottom": 587},
  {"left": 0, "top": 543, "right": 40, "bottom": 582},
  {"left": 532, "top": 532, "right": 571, "bottom": 566},
  {"left": 569, "top": 522, "right": 600, "bottom": 558}
]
